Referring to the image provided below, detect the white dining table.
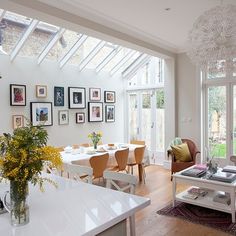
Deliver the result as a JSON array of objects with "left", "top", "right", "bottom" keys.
[{"left": 0, "top": 174, "right": 150, "bottom": 236}]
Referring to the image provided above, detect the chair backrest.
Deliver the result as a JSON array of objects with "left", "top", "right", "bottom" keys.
[
  {"left": 89, "top": 153, "right": 109, "bottom": 179},
  {"left": 104, "top": 170, "right": 137, "bottom": 194},
  {"left": 72, "top": 144, "right": 79, "bottom": 149},
  {"left": 56, "top": 146, "right": 65, "bottom": 152},
  {"left": 80, "top": 143, "right": 90, "bottom": 147},
  {"left": 63, "top": 163, "right": 93, "bottom": 184},
  {"left": 134, "top": 146, "right": 146, "bottom": 164},
  {"left": 115, "top": 148, "right": 129, "bottom": 171},
  {"left": 182, "top": 139, "right": 198, "bottom": 161},
  {"left": 130, "top": 140, "right": 145, "bottom": 145}
]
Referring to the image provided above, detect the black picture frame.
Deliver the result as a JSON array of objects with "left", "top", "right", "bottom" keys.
[
  {"left": 104, "top": 91, "right": 116, "bottom": 103},
  {"left": 88, "top": 102, "right": 103, "bottom": 122},
  {"left": 89, "top": 88, "right": 101, "bottom": 101},
  {"left": 30, "top": 102, "right": 53, "bottom": 126},
  {"left": 68, "top": 87, "right": 86, "bottom": 109},
  {"left": 76, "top": 112, "right": 85, "bottom": 124},
  {"left": 105, "top": 105, "right": 115, "bottom": 122},
  {"left": 54, "top": 86, "right": 64, "bottom": 106},
  {"left": 10, "top": 84, "right": 26, "bottom": 106}
]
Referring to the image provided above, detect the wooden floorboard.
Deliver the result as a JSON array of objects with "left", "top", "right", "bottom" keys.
[{"left": 133, "top": 165, "right": 230, "bottom": 236}]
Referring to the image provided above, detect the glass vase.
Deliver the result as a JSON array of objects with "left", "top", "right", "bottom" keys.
[
  {"left": 10, "top": 181, "right": 29, "bottom": 226},
  {"left": 93, "top": 142, "right": 98, "bottom": 150}
]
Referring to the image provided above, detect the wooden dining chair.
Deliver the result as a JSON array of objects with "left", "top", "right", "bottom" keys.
[
  {"left": 104, "top": 170, "right": 137, "bottom": 236},
  {"left": 109, "top": 148, "right": 129, "bottom": 172},
  {"left": 127, "top": 146, "right": 146, "bottom": 183},
  {"left": 89, "top": 153, "right": 109, "bottom": 180},
  {"left": 130, "top": 140, "right": 145, "bottom": 145},
  {"left": 72, "top": 144, "right": 79, "bottom": 149},
  {"left": 80, "top": 143, "right": 90, "bottom": 147},
  {"left": 63, "top": 163, "right": 93, "bottom": 184},
  {"left": 56, "top": 146, "right": 65, "bottom": 152}
]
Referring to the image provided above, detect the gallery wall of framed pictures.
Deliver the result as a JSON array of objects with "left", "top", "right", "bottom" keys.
[{"left": 9, "top": 82, "right": 116, "bottom": 129}]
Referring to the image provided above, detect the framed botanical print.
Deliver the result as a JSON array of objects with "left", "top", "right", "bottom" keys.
[
  {"left": 30, "top": 102, "right": 53, "bottom": 126},
  {"left": 105, "top": 105, "right": 115, "bottom": 122},
  {"left": 54, "top": 86, "right": 64, "bottom": 106},
  {"left": 10, "top": 84, "right": 26, "bottom": 106},
  {"left": 104, "top": 91, "right": 115, "bottom": 103},
  {"left": 36, "top": 85, "right": 47, "bottom": 98},
  {"left": 88, "top": 102, "right": 103, "bottom": 122},
  {"left": 12, "top": 115, "right": 24, "bottom": 129},
  {"left": 89, "top": 88, "right": 101, "bottom": 101},
  {"left": 68, "top": 87, "right": 86, "bottom": 109},
  {"left": 58, "top": 110, "right": 69, "bottom": 125},
  {"left": 76, "top": 112, "right": 85, "bottom": 124}
]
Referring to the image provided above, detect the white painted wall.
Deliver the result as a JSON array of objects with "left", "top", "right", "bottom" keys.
[
  {"left": 0, "top": 55, "right": 125, "bottom": 146},
  {"left": 176, "top": 53, "right": 201, "bottom": 148}
]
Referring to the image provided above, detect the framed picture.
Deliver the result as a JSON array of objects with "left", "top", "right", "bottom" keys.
[
  {"left": 89, "top": 88, "right": 101, "bottom": 101},
  {"left": 36, "top": 85, "right": 47, "bottom": 98},
  {"left": 88, "top": 102, "right": 103, "bottom": 122},
  {"left": 10, "top": 84, "right": 26, "bottom": 106},
  {"left": 54, "top": 86, "right": 64, "bottom": 106},
  {"left": 68, "top": 87, "right": 86, "bottom": 109},
  {"left": 58, "top": 110, "right": 69, "bottom": 125},
  {"left": 12, "top": 115, "right": 24, "bottom": 129},
  {"left": 30, "top": 102, "right": 53, "bottom": 126},
  {"left": 105, "top": 105, "right": 115, "bottom": 122},
  {"left": 104, "top": 91, "right": 115, "bottom": 103},
  {"left": 76, "top": 112, "right": 85, "bottom": 124}
]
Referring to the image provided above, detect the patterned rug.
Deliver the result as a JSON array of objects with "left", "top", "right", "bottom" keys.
[{"left": 157, "top": 201, "right": 236, "bottom": 235}]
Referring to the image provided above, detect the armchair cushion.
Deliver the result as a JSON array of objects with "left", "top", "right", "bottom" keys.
[{"left": 171, "top": 143, "right": 191, "bottom": 162}]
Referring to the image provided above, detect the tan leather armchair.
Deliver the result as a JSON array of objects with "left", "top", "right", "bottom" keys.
[{"left": 168, "top": 138, "right": 200, "bottom": 180}]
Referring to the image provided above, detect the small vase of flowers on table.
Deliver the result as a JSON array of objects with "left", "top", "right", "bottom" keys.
[
  {"left": 0, "top": 122, "right": 62, "bottom": 226},
  {"left": 88, "top": 132, "right": 102, "bottom": 150}
]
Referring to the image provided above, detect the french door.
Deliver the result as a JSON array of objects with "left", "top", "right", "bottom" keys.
[
  {"left": 205, "top": 83, "right": 236, "bottom": 166},
  {"left": 127, "top": 89, "right": 165, "bottom": 164}
]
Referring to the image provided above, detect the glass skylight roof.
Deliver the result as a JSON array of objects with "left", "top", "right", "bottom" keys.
[{"left": 0, "top": 8, "right": 157, "bottom": 76}]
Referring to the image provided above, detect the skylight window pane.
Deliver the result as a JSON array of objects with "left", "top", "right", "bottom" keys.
[
  {"left": 86, "top": 45, "right": 113, "bottom": 69},
  {"left": 68, "top": 37, "right": 100, "bottom": 65},
  {"left": 118, "top": 51, "right": 140, "bottom": 73},
  {"left": 46, "top": 30, "right": 80, "bottom": 61},
  {"left": 18, "top": 21, "right": 59, "bottom": 57},
  {"left": 102, "top": 48, "right": 130, "bottom": 71},
  {"left": 0, "top": 11, "right": 32, "bottom": 54}
]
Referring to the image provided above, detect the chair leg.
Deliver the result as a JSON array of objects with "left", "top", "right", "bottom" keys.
[
  {"left": 143, "top": 167, "right": 146, "bottom": 184},
  {"left": 129, "top": 215, "right": 136, "bottom": 236},
  {"left": 131, "top": 166, "right": 133, "bottom": 175}
]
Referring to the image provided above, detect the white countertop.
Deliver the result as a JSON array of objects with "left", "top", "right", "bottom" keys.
[{"left": 0, "top": 174, "right": 150, "bottom": 236}]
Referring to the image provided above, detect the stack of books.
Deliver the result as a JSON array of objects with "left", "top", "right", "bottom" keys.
[
  {"left": 209, "top": 171, "right": 236, "bottom": 183},
  {"left": 182, "top": 187, "right": 208, "bottom": 200},
  {"left": 181, "top": 168, "right": 206, "bottom": 177},
  {"left": 222, "top": 165, "right": 236, "bottom": 174},
  {"left": 213, "top": 191, "right": 231, "bottom": 205}
]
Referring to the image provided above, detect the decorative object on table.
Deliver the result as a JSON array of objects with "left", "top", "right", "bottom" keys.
[
  {"left": 12, "top": 115, "right": 24, "bottom": 129},
  {"left": 105, "top": 105, "right": 115, "bottom": 122},
  {"left": 76, "top": 112, "right": 85, "bottom": 124},
  {"left": 104, "top": 91, "right": 115, "bottom": 103},
  {"left": 54, "top": 86, "right": 64, "bottom": 106},
  {"left": 88, "top": 102, "right": 103, "bottom": 122},
  {"left": 30, "top": 102, "right": 53, "bottom": 126},
  {"left": 58, "top": 110, "right": 69, "bottom": 125},
  {"left": 157, "top": 201, "right": 236, "bottom": 235},
  {"left": 10, "top": 84, "right": 26, "bottom": 106},
  {"left": 0, "top": 122, "right": 62, "bottom": 226},
  {"left": 187, "top": 3, "right": 236, "bottom": 74},
  {"left": 68, "top": 87, "right": 86, "bottom": 109},
  {"left": 206, "top": 157, "right": 218, "bottom": 174},
  {"left": 209, "top": 171, "right": 236, "bottom": 183},
  {"left": 89, "top": 88, "right": 101, "bottom": 101},
  {"left": 213, "top": 191, "right": 231, "bottom": 205},
  {"left": 36, "top": 85, "right": 47, "bottom": 98},
  {"left": 88, "top": 131, "right": 102, "bottom": 150}
]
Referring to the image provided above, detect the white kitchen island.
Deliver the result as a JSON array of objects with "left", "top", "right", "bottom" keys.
[{"left": 0, "top": 174, "right": 150, "bottom": 236}]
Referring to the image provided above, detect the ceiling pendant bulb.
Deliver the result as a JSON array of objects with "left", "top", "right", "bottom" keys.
[{"left": 187, "top": 4, "right": 236, "bottom": 72}]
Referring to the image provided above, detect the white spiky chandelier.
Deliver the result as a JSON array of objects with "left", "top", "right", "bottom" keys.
[{"left": 187, "top": 4, "right": 236, "bottom": 74}]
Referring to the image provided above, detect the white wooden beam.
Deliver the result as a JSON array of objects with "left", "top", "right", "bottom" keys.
[
  {"left": 79, "top": 40, "right": 106, "bottom": 71},
  {"left": 95, "top": 46, "right": 122, "bottom": 73},
  {"left": 0, "top": 10, "right": 6, "bottom": 21},
  {"left": 110, "top": 50, "right": 137, "bottom": 76},
  {"left": 10, "top": 19, "right": 38, "bottom": 61},
  {"left": 38, "top": 28, "right": 66, "bottom": 65},
  {"left": 59, "top": 35, "right": 88, "bottom": 69},
  {"left": 122, "top": 54, "right": 151, "bottom": 78}
]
